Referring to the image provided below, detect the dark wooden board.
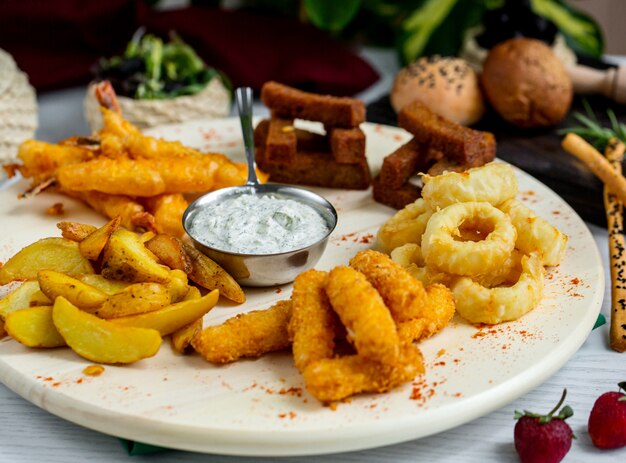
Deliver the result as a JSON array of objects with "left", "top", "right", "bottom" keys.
[{"left": 366, "top": 93, "right": 626, "bottom": 228}]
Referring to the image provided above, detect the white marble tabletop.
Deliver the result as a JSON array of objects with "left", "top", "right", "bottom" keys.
[{"left": 1, "top": 49, "right": 625, "bottom": 463}]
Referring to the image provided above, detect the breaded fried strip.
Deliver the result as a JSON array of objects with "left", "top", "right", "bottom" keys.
[
  {"left": 397, "top": 284, "right": 455, "bottom": 344},
  {"left": 191, "top": 300, "right": 292, "bottom": 364},
  {"left": 372, "top": 174, "right": 421, "bottom": 210},
  {"left": 398, "top": 101, "right": 495, "bottom": 166},
  {"left": 256, "top": 144, "right": 371, "bottom": 190},
  {"left": 289, "top": 270, "right": 336, "bottom": 373},
  {"left": 325, "top": 266, "right": 399, "bottom": 364},
  {"left": 261, "top": 81, "right": 365, "bottom": 128},
  {"left": 329, "top": 127, "right": 365, "bottom": 164},
  {"left": 302, "top": 343, "right": 424, "bottom": 403},
  {"left": 266, "top": 118, "right": 297, "bottom": 163},
  {"left": 379, "top": 138, "right": 429, "bottom": 189},
  {"left": 350, "top": 250, "right": 427, "bottom": 323}
]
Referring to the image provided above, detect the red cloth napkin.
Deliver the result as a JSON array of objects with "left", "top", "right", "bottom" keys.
[{"left": 0, "top": 0, "right": 379, "bottom": 96}]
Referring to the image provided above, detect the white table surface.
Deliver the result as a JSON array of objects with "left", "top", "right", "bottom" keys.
[{"left": 1, "top": 48, "right": 625, "bottom": 463}]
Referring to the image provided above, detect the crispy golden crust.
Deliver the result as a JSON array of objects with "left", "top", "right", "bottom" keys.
[
  {"left": 397, "top": 284, "right": 455, "bottom": 344},
  {"left": 325, "top": 266, "right": 399, "bottom": 364},
  {"left": 350, "top": 250, "right": 427, "bottom": 323},
  {"left": 289, "top": 270, "right": 336, "bottom": 373},
  {"left": 142, "top": 194, "right": 188, "bottom": 238},
  {"left": 191, "top": 300, "right": 292, "bottom": 364},
  {"left": 302, "top": 343, "right": 424, "bottom": 403}
]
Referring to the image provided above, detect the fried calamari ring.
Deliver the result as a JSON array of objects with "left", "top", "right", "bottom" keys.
[
  {"left": 349, "top": 250, "right": 427, "bottom": 322},
  {"left": 302, "top": 343, "right": 424, "bottom": 403},
  {"left": 452, "top": 253, "right": 545, "bottom": 324},
  {"left": 289, "top": 270, "right": 336, "bottom": 373},
  {"left": 499, "top": 199, "right": 568, "bottom": 266},
  {"left": 397, "top": 284, "right": 455, "bottom": 344},
  {"left": 325, "top": 266, "right": 399, "bottom": 364},
  {"left": 422, "top": 162, "right": 518, "bottom": 209},
  {"left": 376, "top": 198, "right": 434, "bottom": 253},
  {"left": 390, "top": 243, "right": 452, "bottom": 286},
  {"left": 191, "top": 300, "right": 292, "bottom": 364},
  {"left": 421, "top": 202, "right": 516, "bottom": 277}
]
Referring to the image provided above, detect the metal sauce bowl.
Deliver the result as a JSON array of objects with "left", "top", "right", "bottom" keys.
[{"left": 183, "top": 88, "right": 337, "bottom": 287}]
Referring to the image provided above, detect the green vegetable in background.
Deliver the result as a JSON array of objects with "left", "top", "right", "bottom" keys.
[
  {"left": 95, "top": 30, "right": 230, "bottom": 100},
  {"left": 300, "top": 0, "right": 603, "bottom": 64}
]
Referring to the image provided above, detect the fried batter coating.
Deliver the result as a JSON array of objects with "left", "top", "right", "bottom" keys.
[
  {"left": 65, "top": 190, "right": 148, "bottom": 231},
  {"left": 349, "top": 250, "right": 427, "bottom": 323},
  {"left": 397, "top": 284, "right": 455, "bottom": 344},
  {"left": 302, "top": 343, "right": 424, "bottom": 403},
  {"left": 191, "top": 300, "right": 292, "bottom": 364},
  {"left": 143, "top": 194, "right": 188, "bottom": 238},
  {"left": 325, "top": 266, "right": 399, "bottom": 364},
  {"left": 376, "top": 198, "right": 433, "bottom": 253},
  {"left": 17, "top": 140, "right": 94, "bottom": 183},
  {"left": 289, "top": 270, "right": 337, "bottom": 373}
]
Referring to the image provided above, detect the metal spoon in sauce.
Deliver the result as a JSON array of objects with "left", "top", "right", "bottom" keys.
[{"left": 183, "top": 87, "right": 337, "bottom": 287}]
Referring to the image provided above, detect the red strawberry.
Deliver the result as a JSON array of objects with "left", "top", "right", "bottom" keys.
[
  {"left": 514, "top": 389, "right": 574, "bottom": 463},
  {"left": 588, "top": 381, "right": 626, "bottom": 449}
]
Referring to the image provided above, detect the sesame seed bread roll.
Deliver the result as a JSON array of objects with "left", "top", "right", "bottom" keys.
[{"left": 390, "top": 56, "right": 485, "bottom": 126}]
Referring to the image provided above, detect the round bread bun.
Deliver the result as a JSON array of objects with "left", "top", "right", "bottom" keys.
[
  {"left": 390, "top": 56, "right": 485, "bottom": 126},
  {"left": 481, "top": 38, "right": 573, "bottom": 128}
]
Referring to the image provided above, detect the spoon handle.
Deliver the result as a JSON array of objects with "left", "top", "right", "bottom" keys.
[{"left": 235, "top": 87, "right": 260, "bottom": 186}]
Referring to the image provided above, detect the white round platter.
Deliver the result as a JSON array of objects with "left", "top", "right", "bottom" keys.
[{"left": 0, "top": 119, "right": 603, "bottom": 456}]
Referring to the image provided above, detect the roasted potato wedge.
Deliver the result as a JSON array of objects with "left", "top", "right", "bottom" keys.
[
  {"left": 78, "top": 216, "right": 121, "bottom": 260},
  {"left": 145, "top": 235, "right": 191, "bottom": 273},
  {"left": 166, "top": 269, "right": 190, "bottom": 302},
  {"left": 52, "top": 297, "right": 161, "bottom": 364},
  {"left": 101, "top": 229, "right": 170, "bottom": 283},
  {"left": 139, "top": 231, "right": 157, "bottom": 243},
  {"left": 77, "top": 274, "right": 131, "bottom": 295},
  {"left": 170, "top": 285, "right": 203, "bottom": 353},
  {"left": 56, "top": 222, "right": 98, "bottom": 242},
  {"left": 0, "top": 281, "right": 47, "bottom": 321},
  {"left": 111, "top": 290, "right": 218, "bottom": 336},
  {"left": 5, "top": 305, "right": 66, "bottom": 348},
  {"left": 182, "top": 243, "right": 245, "bottom": 304},
  {"left": 171, "top": 317, "right": 203, "bottom": 354},
  {"left": 38, "top": 270, "right": 107, "bottom": 312},
  {"left": 29, "top": 290, "right": 53, "bottom": 306},
  {"left": 96, "top": 282, "right": 171, "bottom": 319},
  {"left": 0, "top": 238, "right": 94, "bottom": 285}
]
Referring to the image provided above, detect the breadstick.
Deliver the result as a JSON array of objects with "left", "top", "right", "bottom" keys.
[
  {"left": 604, "top": 138, "right": 626, "bottom": 352},
  {"left": 562, "top": 133, "right": 626, "bottom": 205}
]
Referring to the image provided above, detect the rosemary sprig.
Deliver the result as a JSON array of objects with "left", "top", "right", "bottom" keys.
[{"left": 559, "top": 100, "right": 626, "bottom": 152}]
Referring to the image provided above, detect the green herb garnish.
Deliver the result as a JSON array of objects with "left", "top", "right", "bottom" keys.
[{"left": 559, "top": 100, "right": 626, "bottom": 152}]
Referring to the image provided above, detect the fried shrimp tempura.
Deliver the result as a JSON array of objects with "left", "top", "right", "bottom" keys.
[
  {"left": 302, "top": 343, "right": 424, "bottom": 403},
  {"left": 325, "top": 266, "right": 399, "bottom": 364},
  {"left": 289, "top": 270, "right": 336, "bottom": 373},
  {"left": 397, "top": 284, "right": 455, "bottom": 344},
  {"left": 350, "top": 250, "right": 427, "bottom": 323},
  {"left": 143, "top": 194, "right": 187, "bottom": 238},
  {"left": 192, "top": 300, "right": 292, "bottom": 364},
  {"left": 64, "top": 190, "right": 149, "bottom": 231}
]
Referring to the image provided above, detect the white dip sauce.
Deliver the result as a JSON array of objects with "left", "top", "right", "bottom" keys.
[{"left": 190, "top": 193, "right": 330, "bottom": 254}]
